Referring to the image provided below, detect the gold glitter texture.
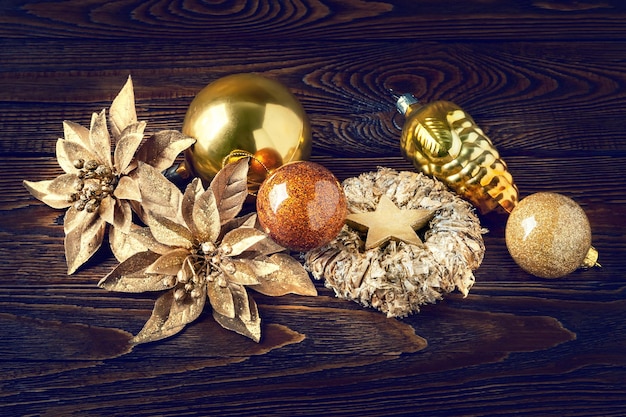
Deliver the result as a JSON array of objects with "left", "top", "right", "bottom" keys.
[{"left": 505, "top": 192, "right": 597, "bottom": 278}]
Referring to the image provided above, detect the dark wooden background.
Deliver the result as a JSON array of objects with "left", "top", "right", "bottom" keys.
[{"left": 1, "top": 1, "right": 625, "bottom": 416}]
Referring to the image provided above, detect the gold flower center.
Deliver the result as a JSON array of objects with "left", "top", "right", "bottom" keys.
[
  {"left": 172, "top": 242, "right": 234, "bottom": 302},
  {"left": 199, "top": 242, "right": 234, "bottom": 286},
  {"left": 69, "top": 159, "right": 118, "bottom": 212}
]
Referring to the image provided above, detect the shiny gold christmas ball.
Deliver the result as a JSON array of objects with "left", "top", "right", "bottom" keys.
[
  {"left": 505, "top": 192, "right": 597, "bottom": 278},
  {"left": 256, "top": 161, "right": 347, "bottom": 252},
  {"left": 181, "top": 73, "right": 312, "bottom": 187}
]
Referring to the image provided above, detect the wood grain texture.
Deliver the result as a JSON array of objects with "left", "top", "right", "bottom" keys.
[
  {"left": 1, "top": 39, "right": 625, "bottom": 158},
  {"left": 1, "top": 1, "right": 625, "bottom": 416},
  {"left": 2, "top": 0, "right": 626, "bottom": 41}
]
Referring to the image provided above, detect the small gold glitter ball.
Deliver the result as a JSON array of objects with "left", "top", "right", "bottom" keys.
[
  {"left": 256, "top": 161, "right": 347, "bottom": 252},
  {"left": 505, "top": 192, "right": 593, "bottom": 278}
]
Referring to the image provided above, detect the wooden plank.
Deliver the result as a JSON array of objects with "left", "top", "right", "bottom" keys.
[
  {"left": 1, "top": 41, "right": 626, "bottom": 156},
  {"left": 1, "top": 0, "right": 626, "bottom": 41}
]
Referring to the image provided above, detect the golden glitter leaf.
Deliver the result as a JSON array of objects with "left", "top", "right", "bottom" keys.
[
  {"left": 228, "top": 259, "right": 263, "bottom": 286},
  {"left": 129, "top": 227, "right": 173, "bottom": 255},
  {"left": 179, "top": 257, "right": 195, "bottom": 283},
  {"left": 132, "top": 291, "right": 183, "bottom": 344},
  {"left": 46, "top": 173, "right": 80, "bottom": 201},
  {"left": 109, "top": 224, "right": 149, "bottom": 262},
  {"left": 112, "top": 197, "right": 132, "bottom": 233},
  {"left": 89, "top": 110, "right": 112, "bottom": 167},
  {"left": 181, "top": 178, "right": 203, "bottom": 234},
  {"left": 63, "top": 204, "right": 86, "bottom": 234},
  {"left": 98, "top": 251, "right": 173, "bottom": 292},
  {"left": 23, "top": 177, "right": 74, "bottom": 209},
  {"left": 108, "top": 75, "right": 137, "bottom": 139},
  {"left": 239, "top": 257, "right": 280, "bottom": 279},
  {"left": 64, "top": 208, "right": 107, "bottom": 274},
  {"left": 231, "top": 226, "right": 286, "bottom": 256},
  {"left": 212, "top": 286, "right": 261, "bottom": 342},
  {"left": 252, "top": 253, "right": 318, "bottom": 297},
  {"left": 62, "top": 120, "right": 90, "bottom": 148},
  {"left": 231, "top": 284, "right": 253, "bottom": 321},
  {"left": 219, "top": 212, "right": 258, "bottom": 239},
  {"left": 222, "top": 227, "right": 272, "bottom": 257},
  {"left": 145, "top": 248, "right": 188, "bottom": 275},
  {"left": 161, "top": 284, "right": 207, "bottom": 337},
  {"left": 135, "top": 130, "right": 196, "bottom": 172},
  {"left": 114, "top": 121, "right": 146, "bottom": 174},
  {"left": 144, "top": 213, "right": 193, "bottom": 249},
  {"left": 346, "top": 195, "right": 435, "bottom": 250},
  {"left": 207, "top": 280, "right": 236, "bottom": 318},
  {"left": 98, "top": 195, "right": 116, "bottom": 226},
  {"left": 113, "top": 175, "right": 141, "bottom": 202},
  {"left": 135, "top": 163, "right": 183, "bottom": 221},
  {"left": 54, "top": 139, "right": 75, "bottom": 174},
  {"left": 210, "top": 158, "right": 249, "bottom": 225},
  {"left": 57, "top": 138, "right": 99, "bottom": 170},
  {"left": 191, "top": 185, "right": 221, "bottom": 244},
  {"left": 56, "top": 138, "right": 96, "bottom": 174}
]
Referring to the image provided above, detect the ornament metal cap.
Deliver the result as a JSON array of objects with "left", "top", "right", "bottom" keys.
[
  {"left": 582, "top": 246, "right": 601, "bottom": 269},
  {"left": 396, "top": 93, "right": 420, "bottom": 115},
  {"left": 396, "top": 94, "right": 419, "bottom": 114}
]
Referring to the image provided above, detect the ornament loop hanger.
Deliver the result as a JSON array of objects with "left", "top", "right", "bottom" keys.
[{"left": 221, "top": 150, "right": 273, "bottom": 196}]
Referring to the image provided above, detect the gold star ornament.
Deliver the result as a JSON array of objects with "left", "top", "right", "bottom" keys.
[{"left": 346, "top": 196, "right": 436, "bottom": 249}]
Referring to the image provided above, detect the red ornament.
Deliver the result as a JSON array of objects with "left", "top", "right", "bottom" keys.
[{"left": 256, "top": 161, "right": 347, "bottom": 251}]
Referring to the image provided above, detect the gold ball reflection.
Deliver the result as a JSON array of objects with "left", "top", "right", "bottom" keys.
[{"left": 182, "top": 73, "right": 312, "bottom": 188}]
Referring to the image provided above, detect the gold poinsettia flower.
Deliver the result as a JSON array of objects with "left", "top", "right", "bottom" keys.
[
  {"left": 99, "top": 158, "right": 317, "bottom": 344},
  {"left": 23, "top": 77, "right": 195, "bottom": 274}
]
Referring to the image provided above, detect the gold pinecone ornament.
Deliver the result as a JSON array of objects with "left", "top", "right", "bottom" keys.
[{"left": 397, "top": 94, "right": 519, "bottom": 215}]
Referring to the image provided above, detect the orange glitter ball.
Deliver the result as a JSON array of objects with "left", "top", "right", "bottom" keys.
[{"left": 256, "top": 161, "right": 347, "bottom": 251}]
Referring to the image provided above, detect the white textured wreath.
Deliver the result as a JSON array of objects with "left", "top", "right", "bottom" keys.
[{"left": 304, "top": 168, "right": 486, "bottom": 318}]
